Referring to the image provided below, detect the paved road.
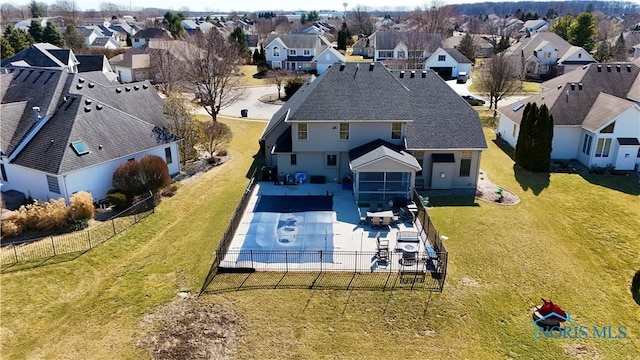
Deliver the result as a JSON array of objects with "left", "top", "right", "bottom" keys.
[
  {"left": 218, "top": 85, "right": 282, "bottom": 120},
  {"left": 444, "top": 78, "right": 530, "bottom": 107}
]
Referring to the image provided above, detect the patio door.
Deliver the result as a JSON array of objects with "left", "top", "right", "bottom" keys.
[{"left": 357, "top": 171, "right": 411, "bottom": 203}]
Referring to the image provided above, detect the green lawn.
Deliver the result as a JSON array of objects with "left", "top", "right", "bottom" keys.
[
  {"left": 2, "top": 121, "right": 639, "bottom": 358},
  {"left": 468, "top": 81, "right": 541, "bottom": 96}
]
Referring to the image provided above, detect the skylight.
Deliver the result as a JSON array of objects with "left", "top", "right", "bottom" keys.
[
  {"left": 513, "top": 103, "right": 524, "bottom": 112},
  {"left": 70, "top": 141, "right": 90, "bottom": 155}
]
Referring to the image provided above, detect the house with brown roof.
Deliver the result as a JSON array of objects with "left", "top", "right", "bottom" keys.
[
  {"left": 497, "top": 63, "right": 640, "bottom": 171},
  {"left": 504, "top": 32, "right": 596, "bottom": 80}
]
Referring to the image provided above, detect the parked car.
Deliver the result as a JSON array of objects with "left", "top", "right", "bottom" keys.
[
  {"left": 456, "top": 72, "right": 469, "bottom": 83},
  {"left": 462, "top": 95, "right": 485, "bottom": 106}
]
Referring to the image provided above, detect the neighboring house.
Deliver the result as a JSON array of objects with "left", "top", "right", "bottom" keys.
[
  {"left": 260, "top": 62, "right": 487, "bottom": 201},
  {"left": 505, "top": 32, "right": 596, "bottom": 80},
  {"left": 0, "top": 67, "right": 181, "bottom": 203},
  {"left": 1, "top": 43, "right": 117, "bottom": 82},
  {"left": 633, "top": 44, "right": 640, "bottom": 59},
  {"left": 264, "top": 34, "right": 343, "bottom": 73},
  {"left": 14, "top": 17, "right": 49, "bottom": 31},
  {"left": 520, "top": 19, "right": 550, "bottom": 34},
  {"left": 131, "top": 28, "right": 173, "bottom": 49},
  {"left": 443, "top": 34, "right": 494, "bottom": 58},
  {"left": 423, "top": 47, "right": 473, "bottom": 79},
  {"left": 109, "top": 40, "right": 194, "bottom": 84},
  {"left": 621, "top": 31, "right": 640, "bottom": 59},
  {"left": 181, "top": 20, "right": 214, "bottom": 34},
  {"left": 497, "top": 63, "right": 640, "bottom": 171},
  {"left": 90, "top": 37, "right": 120, "bottom": 49},
  {"left": 352, "top": 31, "right": 442, "bottom": 69},
  {"left": 76, "top": 26, "right": 120, "bottom": 49}
]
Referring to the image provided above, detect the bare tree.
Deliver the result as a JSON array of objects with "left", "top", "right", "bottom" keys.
[
  {"left": 476, "top": 53, "right": 521, "bottom": 110},
  {"left": 255, "top": 18, "right": 274, "bottom": 42},
  {"left": 182, "top": 30, "right": 246, "bottom": 122},
  {"left": 162, "top": 94, "right": 201, "bottom": 163},
  {"left": 412, "top": 0, "right": 455, "bottom": 37},
  {"left": 349, "top": 5, "right": 375, "bottom": 35},
  {"left": 267, "top": 69, "right": 291, "bottom": 99},
  {"left": 273, "top": 16, "right": 293, "bottom": 34},
  {"left": 148, "top": 40, "right": 186, "bottom": 95},
  {"left": 200, "top": 120, "right": 232, "bottom": 158},
  {"left": 99, "top": 2, "right": 121, "bottom": 18},
  {"left": 49, "top": 0, "right": 80, "bottom": 25}
]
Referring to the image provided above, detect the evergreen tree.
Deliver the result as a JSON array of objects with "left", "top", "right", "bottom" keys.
[
  {"left": 551, "top": 15, "right": 573, "bottom": 41},
  {"left": 337, "top": 23, "right": 350, "bottom": 51},
  {"left": 570, "top": 12, "right": 596, "bottom": 52},
  {"left": 252, "top": 48, "right": 260, "bottom": 64},
  {"left": 1, "top": 36, "right": 15, "bottom": 60},
  {"left": 496, "top": 35, "right": 510, "bottom": 53},
  {"left": 229, "top": 26, "right": 249, "bottom": 54},
  {"left": 612, "top": 33, "right": 627, "bottom": 61},
  {"left": 515, "top": 102, "right": 554, "bottom": 172},
  {"left": 28, "top": 20, "right": 43, "bottom": 43},
  {"left": 4, "top": 25, "right": 14, "bottom": 38},
  {"left": 163, "top": 11, "right": 185, "bottom": 38},
  {"left": 458, "top": 32, "right": 477, "bottom": 62},
  {"left": 41, "top": 22, "right": 65, "bottom": 47},
  {"left": 30, "top": 0, "right": 45, "bottom": 18},
  {"left": 515, "top": 102, "right": 535, "bottom": 168},
  {"left": 64, "top": 24, "right": 85, "bottom": 51},
  {"left": 7, "top": 27, "right": 34, "bottom": 53}
]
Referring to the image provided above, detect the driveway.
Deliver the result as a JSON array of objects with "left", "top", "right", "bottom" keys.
[
  {"left": 445, "top": 78, "right": 530, "bottom": 107},
  {"left": 218, "top": 85, "right": 282, "bottom": 120}
]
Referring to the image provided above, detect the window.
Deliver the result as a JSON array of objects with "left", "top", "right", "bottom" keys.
[
  {"left": 0, "top": 164, "right": 7, "bottom": 182},
  {"left": 459, "top": 151, "right": 472, "bottom": 177},
  {"left": 165, "top": 147, "right": 172, "bottom": 164},
  {"left": 391, "top": 123, "right": 402, "bottom": 139},
  {"left": 297, "top": 123, "right": 308, "bottom": 140},
  {"left": 600, "top": 122, "right": 615, "bottom": 133},
  {"left": 47, "top": 175, "right": 60, "bottom": 194},
  {"left": 134, "top": 39, "right": 139, "bottom": 43},
  {"left": 397, "top": 51, "right": 406, "bottom": 59},
  {"left": 582, "top": 134, "right": 592, "bottom": 155},
  {"left": 637, "top": 147, "right": 640, "bottom": 158},
  {"left": 378, "top": 50, "right": 394, "bottom": 58},
  {"left": 290, "top": 154, "right": 297, "bottom": 165},
  {"left": 595, "top": 138, "right": 611, "bottom": 157},
  {"left": 512, "top": 124, "right": 517, "bottom": 138},
  {"left": 70, "top": 140, "right": 90, "bottom": 155},
  {"left": 438, "top": 55, "right": 446, "bottom": 61},
  {"left": 273, "top": 46, "right": 280, "bottom": 57},
  {"left": 339, "top": 123, "right": 349, "bottom": 140},
  {"left": 578, "top": 53, "right": 582, "bottom": 58},
  {"left": 326, "top": 154, "right": 337, "bottom": 167},
  {"left": 289, "top": 49, "right": 296, "bottom": 56},
  {"left": 303, "top": 49, "right": 311, "bottom": 56},
  {"left": 545, "top": 52, "right": 551, "bottom": 58}
]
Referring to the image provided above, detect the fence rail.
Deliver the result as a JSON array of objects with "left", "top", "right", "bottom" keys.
[{"left": 0, "top": 194, "right": 155, "bottom": 266}]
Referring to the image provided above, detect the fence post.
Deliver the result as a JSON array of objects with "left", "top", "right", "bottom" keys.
[
  {"left": 51, "top": 236, "right": 56, "bottom": 256},
  {"left": 112, "top": 219, "right": 116, "bottom": 235},
  {"left": 285, "top": 250, "right": 288, "bottom": 272},
  {"left": 250, "top": 250, "right": 253, "bottom": 269},
  {"left": 87, "top": 230, "right": 92, "bottom": 248},
  {"left": 355, "top": 251, "right": 357, "bottom": 272},
  {"left": 13, "top": 243, "right": 18, "bottom": 263}
]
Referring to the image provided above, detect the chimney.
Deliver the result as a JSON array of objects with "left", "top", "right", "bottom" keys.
[
  {"left": 597, "top": 65, "right": 602, "bottom": 72},
  {"left": 410, "top": 70, "right": 415, "bottom": 78},
  {"left": 399, "top": 70, "right": 405, "bottom": 78},
  {"left": 421, "top": 70, "right": 427, "bottom": 78},
  {"left": 369, "top": 62, "right": 374, "bottom": 71},
  {"left": 578, "top": 83, "right": 583, "bottom": 90},
  {"left": 32, "top": 106, "right": 41, "bottom": 121},
  {"left": 570, "top": 83, "right": 575, "bottom": 90}
]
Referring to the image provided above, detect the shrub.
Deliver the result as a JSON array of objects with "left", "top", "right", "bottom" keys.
[
  {"left": 69, "top": 191, "right": 95, "bottom": 220},
  {"left": 284, "top": 76, "right": 305, "bottom": 99},
  {"left": 217, "top": 149, "right": 228, "bottom": 157},
  {"left": 69, "top": 218, "right": 89, "bottom": 231},
  {"left": 112, "top": 159, "right": 144, "bottom": 199},
  {"left": 160, "top": 184, "right": 178, "bottom": 197},
  {"left": 1, "top": 218, "right": 22, "bottom": 237},
  {"left": 139, "top": 155, "right": 171, "bottom": 194},
  {"left": 632, "top": 270, "right": 640, "bottom": 294},
  {"left": 22, "top": 199, "right": 69, "bottom": 231},
  {"left": 106, "top": 189, "right": 131, "bottom": 211}
]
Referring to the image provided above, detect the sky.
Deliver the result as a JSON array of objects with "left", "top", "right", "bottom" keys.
[{"left": 8, "top": 0, "right": 639, "bottom": 13}]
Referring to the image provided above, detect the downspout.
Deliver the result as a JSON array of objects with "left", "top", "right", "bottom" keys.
[{"left": 61, "top": 174, "right": 70, "bottom": 204}]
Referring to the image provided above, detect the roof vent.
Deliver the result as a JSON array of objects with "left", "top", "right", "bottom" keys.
[
  {"left": 421, "top": 70, "right": 427, "bottom": 78},
  {"left": 96, "top": 104, "right": 103, "bottom": 110},
  {"left": 597, "top": 65, "right": 602, "bottom": 72},
  {"left": 116, "top": 88, "right": 122, "bottom": 93},
  {"left": 578, "top": 83, "right": 583, "bottom": 90},
  {"left": 99, "top": 145, "right": 103, "bottom": 149},
  {"left": 85, "top": 99, "right": 92, "bottom": 105},
  {"left": 88, "top": 82, "right": 95, "bottom": 88},
  {"left": 583, "top": 65, "right": 587, "bottom": 69},
  {"left": 32, "top": 106, "right": 41, "bottom": 121},
  {"left": 78, "top": 78, "right": 85, "bottom": 83},
  {"left": 84, "top": 106, "right": 91, "bottom": 112},
  {"left": 142, "top": 84, "right": 149, "bottom": 89},
  {"left": 125, "top": 87, "right": 131, "bottom": 92},
  {"left": 570, "top": 83, "right": 575, "bottom": 90},
  {"left": 339, "top": 63, "right": 345, "bottom": 71},
  {"left": 76, "top": 84, "right": 83, "bottom": 89},
  {"left": 369, "top": 62, "right": 374, "bottom": 71},
  {"left": 627, "top": 65, "right": 632, "bottom": 72},
  {"left": 410, "top": 70, "right": 415, "bottom": 78},
  {"left": 616, "top": 65, "right": 621, "bottom": 72},
  {"left": 607, "top": 65, "right": 611, "bottom": 72},
  {"left": 134, "top": 85, "right": 140, "bottom": 90},
  {"left": 557, "top": 85, "right": 562, "bottom": 89},
  {"left": 399, "top": 71, "right": 405, "bottom": 78}
]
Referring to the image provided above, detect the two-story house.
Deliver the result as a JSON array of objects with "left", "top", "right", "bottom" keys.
[
  {"left": 505, "top": 32, "right": 596, "bottom": 80},
  {"left": 352, "top": 31, "right": 443, "bottom": 69},
  {"left": 423, "top": 47, "right": 473, "bottom": 79},
  {"left": 264, "top": 34, "right": 344, "bottom": 74},
  {"left": 497, "top": 63, "right": 640, "bottom": 171},
  {"left": 131, "top": 28, "right": 173, "bottom": 49},
  {"left": 260, "top": 62, "right": 487, "bottom": 202}
]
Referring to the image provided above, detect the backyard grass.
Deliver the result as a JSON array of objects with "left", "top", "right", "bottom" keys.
[
  {"left": 468, "top": 80, "right": 541, "bottom": 95},
  {"left": 2, "top": 121, "right": 639, "bottom": 358},
  {"left": 237, "top": 65, "right": 270, "bottom": 87}
]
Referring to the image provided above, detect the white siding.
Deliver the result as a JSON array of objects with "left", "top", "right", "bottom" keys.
[
  {"left": 113, "top": 66, "right": 133, "bottom": 83},
  {"left": 551, "top": 126, "right": 581, "bottom": 159},
  {"left": 497, "top": 115, "right": 518, "bottom": 149}
]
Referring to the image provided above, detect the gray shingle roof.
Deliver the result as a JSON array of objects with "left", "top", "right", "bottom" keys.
[
  {"left": 499, "top": 63, "right": 640, "bottom": 127},
  {"left": 266, "top": 34, "right": 321, "bottom": 49},
  {"left": 1, "top": 43, "right": 66, "bottom": 68},
  {"left": 263, "top": 62, "right": 487, "bottom": 151},
  {"left": 132, "top": 27, "right": 172, "bottom": 39},
  {"left": 442, "top": 48, "right": 472, "bottom": 64},
  {"left": 372, "top": 31, "right": 442, "bottom": 52}
]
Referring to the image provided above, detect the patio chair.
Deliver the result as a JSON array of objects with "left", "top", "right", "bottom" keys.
[
  {"left": 376, "top": 236, "right": 389, "bottom": 251},
  {"left": 376, "top": 248, "right": 389, "bottom": 263},
  {"left": 401, "top": 250, "right": 418, "bottom": 266}
]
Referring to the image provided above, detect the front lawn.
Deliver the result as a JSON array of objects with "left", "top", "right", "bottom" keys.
[{"left": 1, "top": 121, "right": 639, "bottom": 358}]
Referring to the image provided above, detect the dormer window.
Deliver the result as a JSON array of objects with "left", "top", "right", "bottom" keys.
[
  {"left": 438, "top": 55, "right": 446, "bottom": 61},
  {"left": 273, "top": 46, "right": 280, "bottom": 57},
  {"left": 289, "top": 49, "right": 296, "bottom": 56},
  {"left": 391, "top": 123, "right": 402, "bottom": 139},
  {"left": 303, "top": 49, "right": 311, "bottom": 56}
]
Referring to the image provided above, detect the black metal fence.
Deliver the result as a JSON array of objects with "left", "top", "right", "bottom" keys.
[
  {"left": 199, "top": 178, "right": 449, "bottom": 294},
  {"left": 0, "top": 194, "right": 155, "bottom": 266}
]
